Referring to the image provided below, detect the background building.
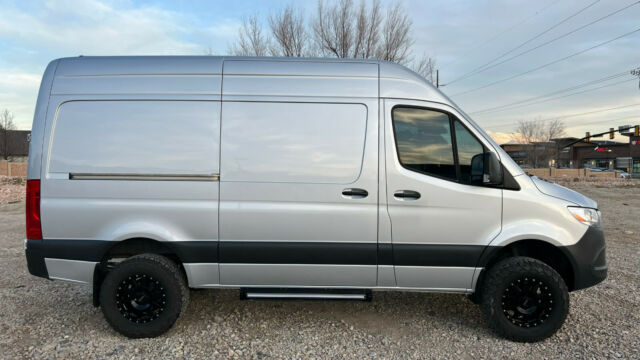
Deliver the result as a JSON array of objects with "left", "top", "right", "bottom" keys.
[
  {"left": 0, "top": 130, "right": 30, "bottom": 162},
  {"left": 501, "top": 131, "right": 640, "bottom": 176}
]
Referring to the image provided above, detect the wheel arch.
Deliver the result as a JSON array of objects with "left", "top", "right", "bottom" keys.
[
  {"left": 476, "top": 239, "right": 576, "bottom": 292},
  {"left": 100, "top": 238, "right": 185, "bottom": 264},
  {"left": 93, "top": 238, "right": 190, "bottom": 307}
]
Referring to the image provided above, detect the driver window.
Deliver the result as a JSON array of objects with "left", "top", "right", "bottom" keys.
[
  {"left": 392, "top": 107, "right": 456, "bottom": 181},
  {"left": 392, "top": 106, "right": 487, "bottom": 186}
]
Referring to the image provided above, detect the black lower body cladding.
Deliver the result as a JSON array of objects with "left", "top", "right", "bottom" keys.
[
  {"left": 25, "top": 239, "right": 49, "bottom": 279},
  {"left": 25, "top": 240, "right": 488, "bottom": 269},
  {"left": 560, "top": 226, "right": 607, "bottom": 290},
  {"left": 26, "top": 228, "right": 606, "bottom": 290},
  {"left": 24, "top": 239, "right": 219, "bottom": 280}
]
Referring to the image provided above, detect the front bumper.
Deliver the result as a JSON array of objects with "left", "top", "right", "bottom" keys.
[{"left": 562, "top": 226, "right": 607, "bottom": 290}]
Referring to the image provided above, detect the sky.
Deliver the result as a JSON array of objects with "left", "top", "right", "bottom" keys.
[{"left": 0, "top": 0, "right": 639, "bottom": 143}]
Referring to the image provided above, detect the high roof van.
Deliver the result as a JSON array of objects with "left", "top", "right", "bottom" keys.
[{"left": 25, "top": 56, "right": 606, "bottom": 341}]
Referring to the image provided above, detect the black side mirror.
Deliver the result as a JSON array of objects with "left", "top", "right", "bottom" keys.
[
  {"left": 471, "top": 154, "right": 484, "bottom": 183},
  {"left": 471, "top": 152, "right": 503, "bottom": 185}
]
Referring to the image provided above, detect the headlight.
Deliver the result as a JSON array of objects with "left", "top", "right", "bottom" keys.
[{"left": 568, "top": 207, "right": 601, "bottom": 227}]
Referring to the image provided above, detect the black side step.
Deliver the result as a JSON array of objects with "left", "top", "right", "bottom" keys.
[{"left": 240, "top": 288, "right": 372, "bottom": 301}]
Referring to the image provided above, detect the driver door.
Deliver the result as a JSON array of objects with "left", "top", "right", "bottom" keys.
[{"left": 383, "top": 99, "right": 502, "bottom": 291}]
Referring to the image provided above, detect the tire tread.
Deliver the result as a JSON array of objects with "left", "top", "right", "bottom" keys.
[
  {"left": 99, "top": 253, "right": 189, "bottom": 338},
  {"left": 480, "top": 256, "right": 569, "bottom": 342}
]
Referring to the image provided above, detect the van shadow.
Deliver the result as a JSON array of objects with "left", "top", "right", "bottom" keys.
[
  {"left": 181, "top": 288, "right": 494, "bottom": 341},
  {"left": 17, "top": 278, "right": 494, "bottom": 344}
]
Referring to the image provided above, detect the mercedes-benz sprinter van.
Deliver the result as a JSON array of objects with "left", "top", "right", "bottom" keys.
[{"left": 25, "top": 56, "right": 606, "bottom": 341}]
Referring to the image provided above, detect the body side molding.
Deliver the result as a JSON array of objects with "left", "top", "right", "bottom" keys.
[{"left": 68, "top": 173, "right": 220, "bottom": 181}]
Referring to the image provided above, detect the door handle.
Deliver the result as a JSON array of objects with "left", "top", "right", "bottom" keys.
[
  {"left": 342, "top": 188, "right": 368, "bottom": 198},
  {"left": 394, "top": 190, "right": 421, "bottom": 200}
]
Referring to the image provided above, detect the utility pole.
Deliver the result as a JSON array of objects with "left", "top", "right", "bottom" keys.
[
  {"left": 632, "top": 67, "right": 640, "bottom": 89},
  {"left": 436, "top": 69, "right": 439, "bottom": 88}
]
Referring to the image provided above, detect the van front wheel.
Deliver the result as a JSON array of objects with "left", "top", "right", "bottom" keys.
[
  {"left": 99, "top": 254, "right": 189, "bottom": 338},
  {"left": 480, "top": 257, "right": 569, "bottom": 342}
]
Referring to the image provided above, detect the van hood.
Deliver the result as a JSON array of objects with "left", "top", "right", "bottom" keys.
[{"left": 530, "top": 176, "right": 598, "bottom": 208}]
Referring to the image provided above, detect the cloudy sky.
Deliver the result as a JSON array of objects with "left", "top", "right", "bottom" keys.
[{"left": 1, "top": 0, "right": 639, "bottom": 143}]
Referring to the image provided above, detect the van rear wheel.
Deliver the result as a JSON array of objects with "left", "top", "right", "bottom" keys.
[
  {"left": 99, "top": 254, "right": 189, "bottom": 338},
  {"left": 480, "top": 256, "right": 569, "bottom": 342}
]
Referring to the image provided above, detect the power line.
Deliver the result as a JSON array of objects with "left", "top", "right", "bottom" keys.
[
  {"left": 469, "top": 71, "right": 628, "bottom": 114},
  {"left": 484, "top": 78, "right": 636, "bottom": 112},
  {"left": 447, "top": 1, "right": 639, "bottom": 86},
  {"left": 471, "top": 76, "right": 635, "bottom": 114},
  {"left": 470, "top": 71, "right": 629, "bottom": 114},
  {"left": 483, "top": 103, "right": 640, "bottom": 130},
  {"left": 446, "top": 0, "right": 601, "bottom": 85},
  {"left": 450, "top": 26, "right": 640, "bottom": 97},
  {"left": 565, "top": 115, "right": 640, "bottom": 129},
  {"left": 440, "top": 0, "right": 561, "bottom": 69}
]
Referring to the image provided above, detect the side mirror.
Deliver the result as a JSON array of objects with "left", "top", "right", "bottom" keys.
[{"left": 471, "top": 152, "right": 503, "bottom": 185}]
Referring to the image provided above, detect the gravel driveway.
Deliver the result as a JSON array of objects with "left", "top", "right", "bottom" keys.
[{"left": 0, "top": 185, "right": 638, "bottom": 359}]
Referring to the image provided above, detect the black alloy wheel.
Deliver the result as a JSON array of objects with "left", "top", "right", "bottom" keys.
[
  {"left": 100, "top": 254, "right": 189, "bottom": 338},
  {"left": 116, "top": 273, "right": 167, "bottom": 324},
  {"left": 480, "top": 256, "right": 569, "bottom": 342},
  {"left": 501, "top": 276, "right": 554, "bottom": 328}
]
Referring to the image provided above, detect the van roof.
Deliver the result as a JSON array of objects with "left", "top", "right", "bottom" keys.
[
  {"left": 56, "top": 55, "right": 409, "bottom": 74},
  {"left": 51, "top": 56, "right": 450, "bottom": 103}
]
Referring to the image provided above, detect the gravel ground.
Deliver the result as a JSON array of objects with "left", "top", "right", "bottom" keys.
[
  {"left": 0, "top": 176, "right": 25, "bottom": 204},
  {"left": 0, "top": 184, "right": 638, "bottom": 359}
]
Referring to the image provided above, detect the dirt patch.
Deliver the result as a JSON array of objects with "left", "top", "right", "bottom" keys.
[{"left": 0, "top": 176, "right": 26, "bottom": 204}]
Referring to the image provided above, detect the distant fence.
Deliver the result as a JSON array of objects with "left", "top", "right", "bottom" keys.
[
  {"left": 525, "top": 168, "right": 620, "bottom": 179},
  {"left": 0, "top": 161, "right": 27, "bottom": 177}
]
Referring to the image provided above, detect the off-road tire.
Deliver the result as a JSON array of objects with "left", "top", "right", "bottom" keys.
[
  {"left": 480, "top": 256, "right": 569, "bottom": 342},
  {"left": 100, "top": 254, "right": 189, "bottom": 338}
]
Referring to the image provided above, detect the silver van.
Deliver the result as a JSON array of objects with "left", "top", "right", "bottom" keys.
[{"left": 25, "top": 56, "right": 606, "bottom": 341}]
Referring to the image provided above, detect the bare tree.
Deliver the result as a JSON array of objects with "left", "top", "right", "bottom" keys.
[
  {"left": 376, "top": 3, "right": 413, "bottom": 64},
  {"left": 353, "top": 0, "right": 381, "bottom": 58},
  {"left": 313, "top": 0, "right": 414, "bottom": 63},
  {"left": 513, "top": 118, "right": 565, "bottom": 167},
  {"left": 0, "top": 109, "right": 17, "bottom": 160},
  {"left": 228, "top": 15, "right": 270, "bottom": 56},
  {"left": 313, "top": 0, "right": 354, "bottom": 58},
  {"left": 413, "top": 54, "right": 436, "bottom": 83},
  {"left": 544, "top": 118, "right": 566, "bottom": 142},
  {"left": 268, "top": 5, "right": 308, "bottom": 57},
  {"left": 228, "top": 0, "right": 437, "bottom": 83},
  {"left": 312, "top": 0, "right": 436, "bottom": 81},
  {"left": 513, "top": 119, "right": 542, "bottom": 167}
]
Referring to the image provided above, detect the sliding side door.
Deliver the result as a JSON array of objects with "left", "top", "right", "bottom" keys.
[{"left": 218, "top": 100, "right": 379, "bottom": 287}]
